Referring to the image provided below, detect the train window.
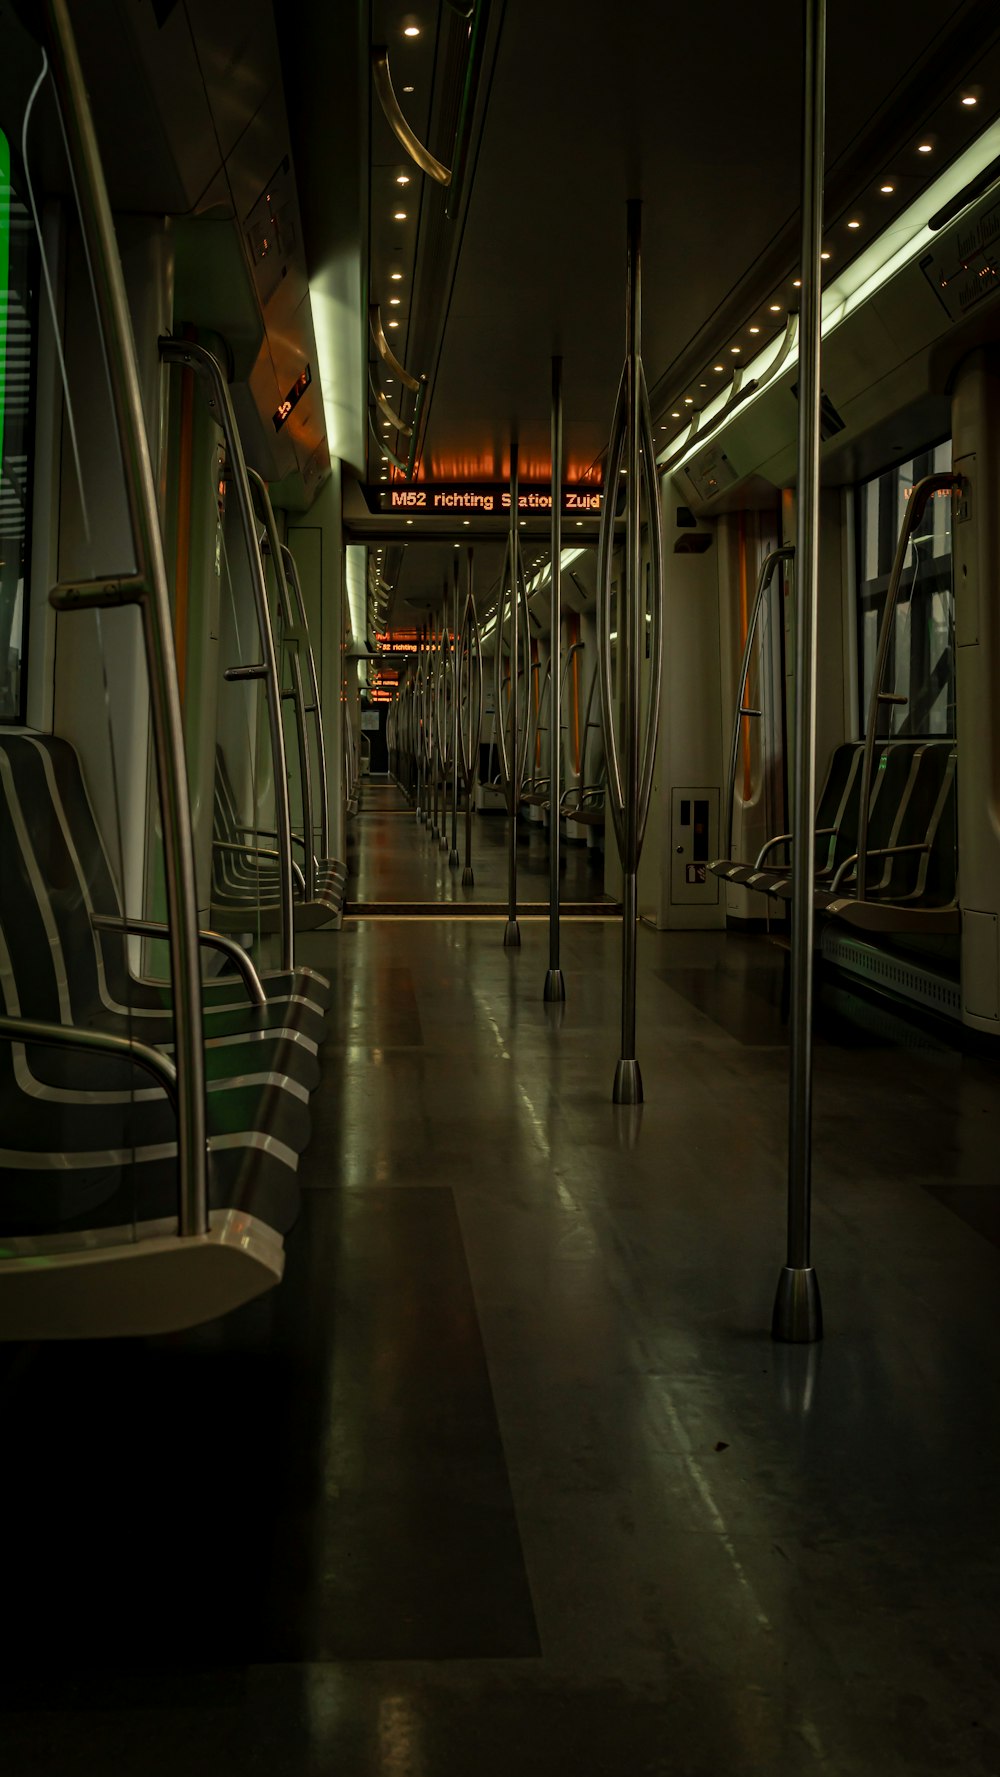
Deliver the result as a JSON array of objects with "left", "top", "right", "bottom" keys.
[
  {"left": 855, "top": 441, "right": 954, "bottom": 739},
  {"left": 0, "top": 127, "right": 34, "bottom": 724}
]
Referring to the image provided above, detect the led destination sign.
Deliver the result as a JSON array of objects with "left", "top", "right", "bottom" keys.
[{"left": 363, "top": 482, "right": 602, "bottom": 517}]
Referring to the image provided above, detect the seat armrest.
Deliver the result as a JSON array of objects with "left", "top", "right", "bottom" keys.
[
  {"left": 92, "top": 914, "right": 267, "bottom": 1006},
  {"left": 0, "top": 1012, "right": 179, "bottom": 1108}
]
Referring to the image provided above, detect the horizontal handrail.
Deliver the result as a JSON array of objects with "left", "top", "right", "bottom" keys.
[
  {"left": 830, "top": 841, "right": 930, "bottom": 896},
  {"left": 753, "top": 826, "right": 836, "bottom": 870},
  {"left": 213, "top": 839, "right": 307, "bottom": 895},
  {"left": 0, "top": 1012, "right": 179, "bottom": 1111},
  {"left": 92, "top": 915, "right": 266, "bottom": 1007},
  {"left": 372, "top": 45, "right": 451, "bottom": 185}
]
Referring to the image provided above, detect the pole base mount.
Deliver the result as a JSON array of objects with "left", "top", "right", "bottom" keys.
[
  {"left": 439, "top": 835, "right": 449, "bottom": 853},
  {"left": 543, "top": 968, "right": 566, "bottom": 1002},
  {"left": 503, "top": 919, "right": 521, "bottom": 949},
  {"left": 461, "top": 867, "right": 475, "bottom": 887},
  {"left": 448, "top": 847, "right": 460, "bottom": 867},
  {"left": 612, "top": 1058, "right": 643, "bottom": 1104},
  {"left": 430, "top": 825, "right": 438, "bottom": 841},
  {"left": 772, "top": 1266, "right": 823, "bottom": 1344}
]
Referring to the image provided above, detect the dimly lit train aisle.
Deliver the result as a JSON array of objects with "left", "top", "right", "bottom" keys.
[{"left": 4, "top": 815, "right": 1000, "bottom": 1772}]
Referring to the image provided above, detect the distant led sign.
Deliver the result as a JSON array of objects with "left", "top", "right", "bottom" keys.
[
  {"left": 272, "top": 363, "right": 312, "bottom": 432},
  {"left": 362, "top": 482, "right": 602, "bottom": 517}
]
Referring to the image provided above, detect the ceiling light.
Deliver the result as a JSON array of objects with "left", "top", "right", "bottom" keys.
[
  {"left": 918, "top": 142, "right": 933, "bottom": 154},
  {"left": 684, "top": 396, "right": 694, "bottom": 404},
  {"left": 769, "top": 303, "right": 781, "bottom": 312},
  {"left": 463, "top": 519, "right": 470, "bottom": 526},
  {"left": 699, "top": 381, "right": 707, "bottom": 387},
  {"left": 820, "top": 251, "right": 831, "bottom": 261},
  {"left": 391, "top": 272, "right": 403, "bottom": 281},
  {"left": 847, "top": 219, "right": 861, "bottom": 229},
  {"left": 389, "top": 297, "right": 401, "bottom": 305},
  {"left": 962, "top": 95, "right": 978, "bottom": 107},
  {"left": 406, "top": 518, "right": 414, "bottom": 524},
  {"left": 396, "top": 174, "right": 410, "bottom": 185},
  {"left": 576, "top": 520, "right": 583, "bottom": 527},
  {"left": 394, "top": 210, "right": 407, "bottom": 220},
  {"left": 880, "top": 182, "right": 894, "bottom": 193},
  {"left": 749, "top": 325, "right": 760, "bottom": 334},
  {"left": 730, "top": 345, "right": 741, "bottom": 354},
  {"left": 388, "top": 320, "right": 399, "bottom": 328},
  {"left": 793, "top": 278, "right": 802, "bottom": 287},
  {"left": 713, "top": 363, "right": 725, "bottom": 371},
  {"left": 403, "top": 25, "right": 420, "bottom": 36},
  {"left": 671, "top": 409, "right": 681, "bottom": 417},
  {"left": 402, "top": 85, "right": 415, "bottom": 94}
]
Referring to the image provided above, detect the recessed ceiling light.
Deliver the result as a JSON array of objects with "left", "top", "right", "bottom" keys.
[
  {"left": 576, "top": 520, "right": 583, "bottom": 527},
  {"left": 749, "top": 325, "right": 760, "bottom": 334},
  {"left": 962, "top": 94, "right": 978, "bottom": 107},
  {"left": 406, "top": 517, "right": 414, "bottom": 524},
  {"left": 394, "top": 210, "right": 407, "bottom": 220},
  {"left": 671, "top": 410, "right": 681, "bottom": 417},
  {"left": 769, "top": 303, "right": 782, "bottom": 312},
  {"left": 699, "top": 381, "right": 707, "bottom": 388},
  {"left": 880, "top": 182, "right": 894, "bottom": 193},
  {"left": 713, "top": 363, "right": 725, "bottom": 371},
  {"left": 847, "top": 219, "right": 861, "bottom": 229},
  {"left": 390, "top": 297, "right": 401, "bottom": 305},
  {"left": 793, "top": 278, "right": 802, "bottom": 287},
  {"left": 463, "top": 519, "right": 470, "bottom": 525},
  {"left": 918, "top": 142, "right": 933, "bottom": 154},
  {"left": 402, "top": 85, "right": 415, "bottom": 94},
  {"left": 396, "top": 174, "right": 410, "bottom": 185},
  {"left": 391, "top": 272, "right": 403, "bottom": 281},
  {"left": 388, "top": 320, "right": 399, "bottom": 328},
  {"left": 820, "top": 250, "right": 831, "bottom": 261},
  {"left": 684, "top": 396, "right": 694, "bottom": 404},
  {"left": 404, "top": 25, "right": 420, "bottom": 36},
  {"left": 731, "top": 345, "right": 741, "bottom": 354}
]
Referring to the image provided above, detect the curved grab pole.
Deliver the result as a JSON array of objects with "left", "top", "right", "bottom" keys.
[
  {"left": 372, "top": 46, "right": 452, "bottom": 187},
  {"left": 449, "top": 559, "right": 462, "bottom": 867},
  {"left": 159, "top": 336, "right": 295, "bottom": 973},
  {"left": 43, "top": 0, "right": 207, "bottom": 1235},
  {"left": 723, "top": 545, "right": 795, "bottom": 857},
  {"left": 436, "top": 597, "right": 455, "bottom": 853},
  {"left": 457, "top": 551, "right": 484, "bottom": 887},
  {"left": 280, "top": 543, "right": 330, "bottom": 860},
  {"left": 370, "top": 305, "right": 420, "bottom": 392},
  {"left": 595, "top": 201, "right": 664, "bottom": 1104},
  {"left": 855, "top": 472, "right": 959, "bottom": 901},
  {"left": 249, "top": 471, "right": 316, "bottom": 902}
]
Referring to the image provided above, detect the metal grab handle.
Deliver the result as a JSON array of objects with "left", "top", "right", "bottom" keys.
[
  {"left": 372, "top": 45, "right": 452, "bottom": 186},
  {"left": 0, "top": 1013, "right": 179, "bottom": 1111},
  {"left": 436, "top": 619, "right": 455, "bottom": 772},
  {"left": 92, "top": 914, "right": 266, "bottom": 1007},
  {"left": 723, "top": 545, "right": 795, "bottom": 858},
  {"left": 41, "top": 0, "right": 207, "bottom": 1235},
  {"left": 855, "top": 473, "right": 959, "bottom": 902},
  {"left": 457, "top": 577, "right": 484, "bottom": 790},
  {"left": 159, "top": 336, "right": 295, "bottom": 971},
  {"left": 250, "top": 472, "right": 317, "bottom": 901},
  {"left": 281, "top": 544, "right": 330, "bottom": 860},
  {"left": 595, "top": 365, "right": 664, "bottom": 868},
  {"left": 830, "top": 840, "right": 930, "bottom": 896}
]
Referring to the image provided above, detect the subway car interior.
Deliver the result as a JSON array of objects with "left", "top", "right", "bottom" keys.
[{"left": 3, "top": 0, "right": 1000, "bottom": 1770}]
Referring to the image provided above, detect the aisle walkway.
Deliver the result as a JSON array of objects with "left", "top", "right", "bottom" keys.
[
  {"left": 3, "top": 807, "right": 1000, "bottom": 1775},
  {"left": 347, "top": 775, "right": 614, "bottom": 910}
]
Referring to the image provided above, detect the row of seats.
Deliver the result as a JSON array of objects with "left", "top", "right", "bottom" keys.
[
  {"left": 0, "top": 732, "right": 330, "bottom": 1242},
  {"left": 711, "top": 739, "right": 959, "bottom": 935},
  {"left": 212, "top": 747, "right": 346, "bottom": 931}
]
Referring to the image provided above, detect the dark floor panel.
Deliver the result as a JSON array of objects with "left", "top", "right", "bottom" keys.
[
  {"left": 924, "top": 1185, "right": 1000, "bottom": 1252},
  {"left": 265, "top": 1187, "right": 540, "bottom": 1661},
  {"left": 0, "top": 1190, "right": 538, "bottom": 1682},
  {"left": 654, "top": 961, "right": 791, "bottom": 1045}
]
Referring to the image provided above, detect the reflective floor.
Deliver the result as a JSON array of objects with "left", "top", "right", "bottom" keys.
[
  {"left": 3, "top": 789, "right": 1000, "bottom": 1774},
  {"left": 349, "top": 776, "right": 612, "bottom": 908}
]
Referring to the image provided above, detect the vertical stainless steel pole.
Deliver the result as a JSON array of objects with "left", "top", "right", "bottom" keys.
[
  {"left": 614, "top": 200, "right": 643, "bottom": 1104},
  {"left": 449, "top": 559, "right": 461, "bottom": 866},
  {"left": 416, "top": 626, "right": 424, "bottom": 820},
  {"left": 504, "top": 439, "right": 521, "bottom": 948},
  {"left": 544, "top": 357, "right": 566, "bottom": 1001},
  {"left": 773, "top": 0, "right": 826, "bottom": 1343}
]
